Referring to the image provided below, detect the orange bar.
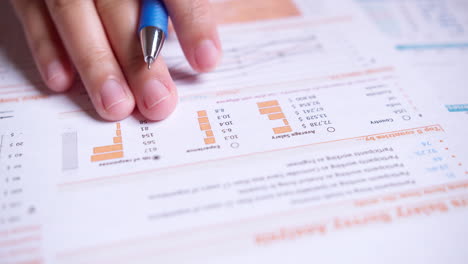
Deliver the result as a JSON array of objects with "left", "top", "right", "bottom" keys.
[
  {"left": 14, "top": 259, "right": 42, "bottom": 264},
  {"left": 268, "top": 113, "right": 285, "bottom": 120},
  {"left": 116, "top": 123, "right": 121, "bottom": 129},
  {"left": 93, "top": 144, "right": 123, "bottom": 154},
  {"left": 198, "top": 117, "right": 209, "bottom": 124},
  {"left": 197, "top": 110, "right": 207, "bottom": 117},
  {"left": 273, "top": 126, "right": 292, "bottom": 134},
  {"left": 91, "top": 151, "right": 124, "bottom": 162},
  {"left": 259, "top": 106, "right": 282, "bottom": 115},
  {"left": 113, "top": 137, "right": 122, "bottom": 143},
  {"left": 257, "top": 100, "right": 279, "bottom": 108},
  {"left": 116, "top": 129, "right": 121, "bottom": 136},
  {"left": 283, "top": 119, "right": 289, "bottom": 125},
  {"left": 200, "top": 123, "right": 212, "bottom": 131},
  {"left": 204, "top": 137, "right": 216, "bottom": 145},
  {"left": 206, "top": 130, "right": 214, "bottom": 137}
]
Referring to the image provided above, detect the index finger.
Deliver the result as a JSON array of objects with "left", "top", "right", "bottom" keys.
[
  {"left": 165, "top": 0, "right": 222, "bottom": 72},
  {"left": 45, "top": 0, "right": 135, "bottom": 120}
]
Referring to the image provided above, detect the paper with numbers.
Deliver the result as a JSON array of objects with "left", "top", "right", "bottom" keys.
[{"left": 1, "top": 0, "right": 467, "bottom": 263}]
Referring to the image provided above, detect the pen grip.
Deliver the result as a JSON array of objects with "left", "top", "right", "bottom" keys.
[{"left": 139, "top": 0, "right": 169, "bottom": 35}]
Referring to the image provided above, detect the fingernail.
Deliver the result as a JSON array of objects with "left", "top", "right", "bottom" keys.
[
  {"left": 47, "top": 61, "right": 67, "bottom": 90},
  {"left": 142, "top": 79, "right": 171, "bottom": 109},
  {"left": 100, "top": 79, "right": 128, "bottom": 110},
  {"left": 194, "top": 39, "right": 219, "bottom": 71}
]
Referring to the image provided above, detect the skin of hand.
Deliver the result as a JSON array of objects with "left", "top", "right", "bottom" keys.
[{"left": 10, "top": 0, "right": 222, "bottom": 121}]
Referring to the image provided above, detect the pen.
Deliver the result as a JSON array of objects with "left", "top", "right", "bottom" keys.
[{"left": 139, "top": 0, "right": 169, "bottom": 70}]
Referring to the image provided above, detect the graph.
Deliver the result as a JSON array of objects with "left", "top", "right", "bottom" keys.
[
  {"left": 165, "top": 34, "right": 321, "bottom": 82},
  {"left": 90, "top": 123, "right": 124, "bottom": 162},
  {"left": 197, "top": 111, "right": 216, "bottom": 145},
  {"left": 257, "top": 100, "right": 292, "bottom": 134}
]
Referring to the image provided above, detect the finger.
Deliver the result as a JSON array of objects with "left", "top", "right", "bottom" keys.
[
  {"left": 133, "top": 57, "right": 178, "bottom": 121},
  {"left": 165, "top": 0, "right": 222, "bottom": 72},
  {"left": 95, "top": 0, "right": 177, "bottom": 121},
  {"left": 45, "top": 0, "right": 135, "bottom": 121},
  {"left": 11, "top": 0, "right": 74, "bottom": 92}
]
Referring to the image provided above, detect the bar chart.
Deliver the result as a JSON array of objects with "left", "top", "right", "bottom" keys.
[
  {"left": 257, "top": 100, "right": 292, "bottom": 134},
  {"left": 90, "top": 123, "right": 124, "bottom": 162},
  {"left": 197, "top": 111, "right": 216, "bottom": 145}
]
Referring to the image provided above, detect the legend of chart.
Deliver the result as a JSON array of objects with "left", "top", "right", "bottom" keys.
[
  {"left": 90, "top": 123, "right": 124, "bottom": 162},
  {"left": 257, "top": 100, "right": 292, "bottom": 134},
  {"left": 197, "top": 111, "right": 216, "bottom": 145}
]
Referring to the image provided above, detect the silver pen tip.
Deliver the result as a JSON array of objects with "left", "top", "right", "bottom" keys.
[{"left": 145, "top": 57, "right": 154, "bottom": 70}]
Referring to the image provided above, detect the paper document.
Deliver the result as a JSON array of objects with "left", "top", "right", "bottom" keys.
[
  {"left": 0, "top": 0, "right": 467, "bottom": 263},
  {"left": 355, "top": 0, "right": 468, "bottom": 120}
]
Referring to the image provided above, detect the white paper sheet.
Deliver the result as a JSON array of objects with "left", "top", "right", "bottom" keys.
[{"left": 0, "top": 1, "right": 467, "bottom": 263}]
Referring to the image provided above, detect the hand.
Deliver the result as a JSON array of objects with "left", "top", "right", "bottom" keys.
[{"left": 11, "top": 0, "right": 222, "bottom": 121}]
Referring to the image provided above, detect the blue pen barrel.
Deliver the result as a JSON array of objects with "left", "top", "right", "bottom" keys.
[{"left": 139, "top": 0, "right": 169, "bottom": 35}]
